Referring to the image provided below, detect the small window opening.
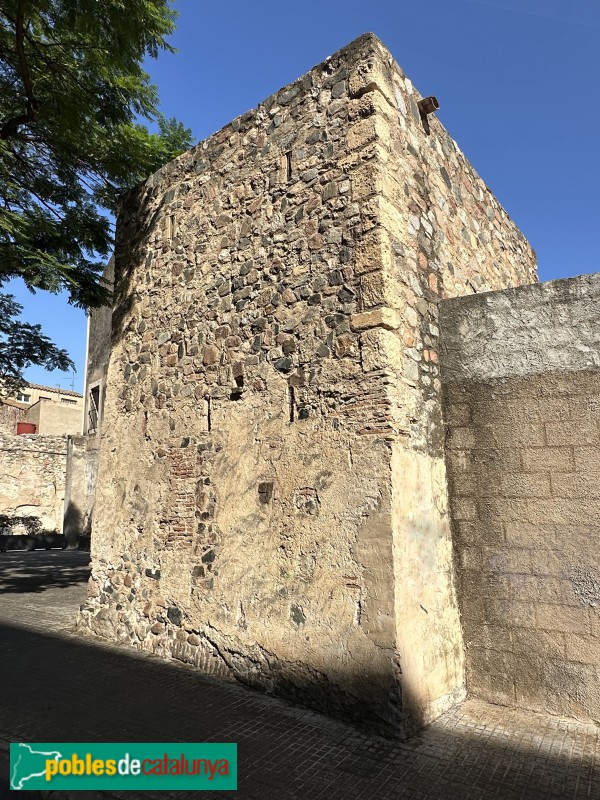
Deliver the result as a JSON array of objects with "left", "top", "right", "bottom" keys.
[
  {"left": 204, "top": 396, "right": 211, "bottom": 432},
  {"left": 258, "top": 482, "right": 274, "bottom": 504},
  {"left": 229, "top": 387, "right": 243, "bottom": 401},
  {"left": 285, "top": 151, "right": 293, "bottom": 181},
  {"left": 230, "top": 370, "right": 244, "bottom": 400},
  {"left": 166, "top": 213, "right": 176, "bottom": 239},
  {"left": 88, "top": 384, "right": 100, "bottom": 432}
]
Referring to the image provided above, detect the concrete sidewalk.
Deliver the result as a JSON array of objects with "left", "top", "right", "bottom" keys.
[{"left": 0, "top": 550, "right": 598, "bottom": 799}]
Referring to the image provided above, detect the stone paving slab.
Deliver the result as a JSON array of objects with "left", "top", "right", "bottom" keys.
[{"left": 0, "top": 551, "right": 598, "bottom": 799}]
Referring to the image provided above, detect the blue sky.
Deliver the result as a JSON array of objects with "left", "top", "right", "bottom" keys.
[{"left": 8, "top": 0, "right": 600, "bottom": 392}]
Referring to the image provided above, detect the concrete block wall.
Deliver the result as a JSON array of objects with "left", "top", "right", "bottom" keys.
[{"left": 441, "top": 273, "right": 600, "bottom": 722}]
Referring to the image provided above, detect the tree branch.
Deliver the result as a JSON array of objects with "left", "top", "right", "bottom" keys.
[
  {"left": 0, "top": 0, "right": 37, "bottom": 140},
  {"left": 16, "top": 0, "right": 35, "bottom": 112},
  {"left": 0, "top": 112, "right": 32, "bottom": 139}
]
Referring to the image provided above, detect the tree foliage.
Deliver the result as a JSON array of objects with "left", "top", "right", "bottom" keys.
[
  {"left": 0, "top": 0, "right": 192, "bottom": 382},
  {"left": 0, "top": 293, "right": 71, "bottom": 392}
]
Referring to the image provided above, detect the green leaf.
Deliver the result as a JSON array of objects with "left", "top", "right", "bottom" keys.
[{"left": 0, "top": 0, "right": 193, "bottom": 381}]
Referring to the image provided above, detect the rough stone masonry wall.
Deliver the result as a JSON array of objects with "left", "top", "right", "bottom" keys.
[
  {"left": 79, "top": 33, "right": 536, "bottom": 735},
  {"left": 441, "top": 273, "right": 600, "bottom": 722},
  {"left": 0, "top": 401, "right": 24, "bottom": 435},
  {"left": 0, "top": 433, "right": 67, "bottom": 531}
]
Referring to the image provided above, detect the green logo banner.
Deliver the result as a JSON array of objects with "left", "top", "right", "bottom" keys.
[{"left": 10, "top": 742, "right": 237, "bottom": 791}]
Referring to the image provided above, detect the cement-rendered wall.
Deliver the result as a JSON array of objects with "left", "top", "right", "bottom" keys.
[
  {"left": 26, "top": 399, "right": 82, "bottom": 436},
  {"left": 63, "top": 435, "right": 99, "bottom": 544},
  {"left": 79, "top": 34, "right": 536, "bottom": 735},
  {"left": 85, "top": 258, "right": 114, "bottom": 438},
  {"left": 441, "top": 273, "right": 600, "bottom": 721},
  {"left": 62, "top": 260, "right": 113, "bottom": 542},
  {"left": 0, "top": 433, "right": 67, "bottom": 531}
]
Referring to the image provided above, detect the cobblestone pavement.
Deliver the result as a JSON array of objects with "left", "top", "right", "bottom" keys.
[{"left": 0, "top": 550, "right": 598, "bottom": 799}]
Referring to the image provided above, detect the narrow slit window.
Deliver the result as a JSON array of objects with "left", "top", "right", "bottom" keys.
[
  {"left": 230, "top": 379, "right": 243, "bottom": 401},
  {"left": 204, "top": 397, "right": 211, "bottom": 432},
  {"left": 88, "top": 384, "right": 101, "bottom": 432},
  {"left": 166, "top": 213, "right": 176, "bottom": 239}
]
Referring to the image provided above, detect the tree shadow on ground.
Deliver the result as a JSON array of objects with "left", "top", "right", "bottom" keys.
[
  {"left": 0, "top": 618, "right": 598, "bottom": 800},
  {"left": 0, "top": 551, "right": 89, "bottom": 594}
]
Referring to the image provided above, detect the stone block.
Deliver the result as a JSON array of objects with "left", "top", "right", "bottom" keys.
[
  {"left": 546, "top": 420, "right": 599, "bottom": 447},
  {"left": 521, "top": 447, "right": 574, "bottom": 473},
  {"left": 536, "top": 604, "right": 590, "bottom": 635},
  {"left": 564, "top": 633, "right": 600, "bottom": 665},
  {"left": 511, "top": 628, "right": 566, "bottom": 659},
  {"left": 443, "top": 403, "right": 472, "bottom": 426},
  {"left": 351, "top": 307, "right": 402, "bottom": 332},
  {"left": 451, "top": 497, "right": 477, "bottom": 521},
  {"left": 504, "top": 522, "right": 556, "bottom": 549},
  {"left": 573, "top": 446, "right": 600, "bottom": 473},
  {"left": 484, "top": 599, "right": 536, "bottom": 629},
  {"left": 446, "top": 427, "right": 476, "bottom": 450},
  {"left": 360, "top": 328, "right": 403, "bottom": 372},
  {"left": 550, "top": 472, "right": 600, "bottom": 499},
  {"left": 352, "top": 228, "right": 395, "bottom": 276},
  {"left": 500, "top": 473, "right": 551, "bottom": 498},
  {"left": 359, "top": 270, "right": 404, "bottom": 311}
]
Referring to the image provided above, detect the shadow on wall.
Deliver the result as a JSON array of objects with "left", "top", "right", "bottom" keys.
[
  {"left": 0, "top": 619, "right": 597, "bottom": 798},
  {"left": 0, "top": 513, "right": 65, "bottom": 553},
  {"left": 63, "top": 501, "right": 85, "bottom": 549},
  {"left": 453, "top": 545, "right": 600, "bottom": 721},
  {"left": 81, "top": 509, "right": 461, "bottom": 739},
  {"left": 111, "top": 184, "right": 161, "bottom": 351}
]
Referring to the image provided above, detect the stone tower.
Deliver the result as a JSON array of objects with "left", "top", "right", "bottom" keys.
[{"left": 79, "top": 33, "right": 536, "bottom": 736}]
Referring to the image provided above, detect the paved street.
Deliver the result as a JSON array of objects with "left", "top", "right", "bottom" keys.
[{"left": 0, "top": 550, "right": 598, "bottom": 799}]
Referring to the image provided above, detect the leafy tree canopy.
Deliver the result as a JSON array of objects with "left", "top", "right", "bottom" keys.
[{"left": 0, "top": 0, "right": 192, "bottom": 386}]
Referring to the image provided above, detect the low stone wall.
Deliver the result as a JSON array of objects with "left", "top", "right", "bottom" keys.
[
  {"left": 441, "top": 273, "right": 600, "bottom": 722},
  {"left": 0, "top": 433, "right": 68, "bottom": 532},
  {"left": 0, "top": 401, "right": 24, "bottom": 435}
]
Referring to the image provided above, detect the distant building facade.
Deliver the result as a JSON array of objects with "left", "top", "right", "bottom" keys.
[
  {"left": 0, "top": 381, "right": 83, "bottom": 436},
  {"left": 0, "top": 385, "right": 83, "bottom": 538}
]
